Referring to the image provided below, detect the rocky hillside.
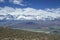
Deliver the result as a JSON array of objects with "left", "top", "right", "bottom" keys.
[{"left": 0, "top": 27, "right": 60, "bottom": 40}]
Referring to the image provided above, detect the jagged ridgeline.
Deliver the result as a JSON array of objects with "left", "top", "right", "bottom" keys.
[{"left": 0, "top": 27, "right": 60, "bottom": 40}]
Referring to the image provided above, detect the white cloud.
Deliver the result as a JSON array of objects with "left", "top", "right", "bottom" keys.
[
  {"left": 0, "top": 6, "right": 60, "bottom": 20},
  {"left": 0, "top": 7, "right": 15, "bottom": 15},
  {"left": 0, "top": 0, "right": 26, "bottom": 6},
  {"left": 0, "top": 0, "right": 4, "bottom": 2},
  {"left": 10, "top": 0, "right": 25, "bottom": 6}
]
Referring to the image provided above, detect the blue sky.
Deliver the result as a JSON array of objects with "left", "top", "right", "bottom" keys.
[{"left": 0, "top": 0, "right": 60, "bottom": 9}]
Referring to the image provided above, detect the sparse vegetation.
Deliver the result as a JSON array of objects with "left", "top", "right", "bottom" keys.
[{"left": 0, "top": 27, "right": 60, "bottom": 40}]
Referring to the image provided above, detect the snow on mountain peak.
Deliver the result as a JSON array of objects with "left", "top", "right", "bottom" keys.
[{"left": 0, "top": 6, "right": 60, "bottom": 20}]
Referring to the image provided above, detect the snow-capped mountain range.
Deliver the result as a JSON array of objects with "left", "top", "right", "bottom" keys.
[
  {"left": 0, "top": 13, "right": 60, "bottom": 21},
  {"left": 0, "top": 8, "right": 60, "bottom": 28}
]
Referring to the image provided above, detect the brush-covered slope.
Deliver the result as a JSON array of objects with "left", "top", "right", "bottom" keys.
[{"left": 0, "top": 27, "right": 60, "bottom": 40}]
